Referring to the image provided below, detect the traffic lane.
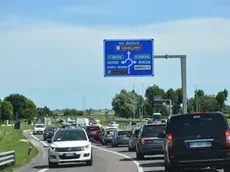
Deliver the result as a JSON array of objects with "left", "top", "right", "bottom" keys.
[
  {"left": 14, "top": 130, "right": 48, "bottom": 172},
  {"left": 33, "top": 134, "right": 139, "bottom": 172},
  {"left": 95, "top": 143, "right": 223, "bottom": 172}
]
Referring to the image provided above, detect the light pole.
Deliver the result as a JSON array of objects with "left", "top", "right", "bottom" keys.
[{"left": 141, "top": 81, "right": 144, "bottom": 117}]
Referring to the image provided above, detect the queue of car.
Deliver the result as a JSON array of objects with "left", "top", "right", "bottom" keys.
[
  {"left": 33, "top": 111, "right": 230, "bottom": 171},
  {"left": 97, "top": 112, "right": 230, "bottom": 172}
]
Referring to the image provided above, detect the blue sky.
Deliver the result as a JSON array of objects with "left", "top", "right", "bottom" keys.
[{"left": 0, "top": 0, "right": 230, "bottom": 110}]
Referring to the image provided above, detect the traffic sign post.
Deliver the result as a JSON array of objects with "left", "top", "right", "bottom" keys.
[{"left": 104, "top": 39, "right": 154, "bottom": 77}]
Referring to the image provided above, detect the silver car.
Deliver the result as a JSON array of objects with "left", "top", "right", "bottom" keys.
[
  {"left": 128, "top": 127, "right": 140, "bottom": 151},
  {"left": 112, "top": 130, "right": 131, "bottom": 147},
  {"left": 136, "top": 123, "right": 166, "bottom": 160},
  {"left": 102, "top": 130, "right": 116, "bottom": 145}
]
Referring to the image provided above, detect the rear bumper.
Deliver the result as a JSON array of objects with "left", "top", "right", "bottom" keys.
[
  {"left": 170, "top": 158, "right": 230, "bottom": 169},
  {"left": 139, "top": 145, "right": 164, "bottom": 155}
]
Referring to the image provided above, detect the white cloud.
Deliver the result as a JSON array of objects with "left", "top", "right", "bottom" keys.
[{"left": 0, "top": 17, "right": 230, "bottom": 92}]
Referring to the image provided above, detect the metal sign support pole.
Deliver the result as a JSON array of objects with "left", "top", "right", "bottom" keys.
[{"left": 154, "top": 55, "right": 187, "bottom": 114}]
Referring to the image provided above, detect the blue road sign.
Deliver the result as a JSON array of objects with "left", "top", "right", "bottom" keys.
[{"left": 104, "top": 39, "right": 154, "bottom": 77}]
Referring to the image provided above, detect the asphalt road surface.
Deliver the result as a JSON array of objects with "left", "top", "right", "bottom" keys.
[
  {"left": 17, "top": 131, "right": 224, "bottom": 172},
  {"left": 15, "top": 131, "right": 138, "bottom": 172}
]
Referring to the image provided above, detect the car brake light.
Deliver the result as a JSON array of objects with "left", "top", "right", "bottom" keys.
[
  {"left": 225, "top": 130, "right": 230, "bottom": 147},
  {"left": 167, "top": 133, "right": 173, "bottom": 150},
  {"left": 152, "top": 124, "right": 160, "bottom": 126},
  {"left": 189, "top": 112, "right": 203, "bottom": 115},
  {"left": 141, "top": 139, "right": 147, "bottom": 144}
]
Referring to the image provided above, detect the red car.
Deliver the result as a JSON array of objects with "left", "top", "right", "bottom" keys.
[{"left": 86, "top": 124, "right": 101, "bottom": 141}]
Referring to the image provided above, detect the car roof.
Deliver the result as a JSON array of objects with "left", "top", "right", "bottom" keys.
[
  {"left": 57, "top": 128, "right": 84, "bottom": 132},
  {"left": 168, "top": 112, "right": 224, "bottom": 120}
]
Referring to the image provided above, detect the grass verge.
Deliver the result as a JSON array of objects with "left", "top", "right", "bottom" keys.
[{"left": 0, "top": 126, "right": 38, "bottom": 172}]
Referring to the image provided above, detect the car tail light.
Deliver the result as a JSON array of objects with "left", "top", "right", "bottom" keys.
[
  {"left": 152, "top": 124, "right": 160, "bottom": 126},
  {"left": 141, "top": 139, "right": 147, "bottom": 144},
  {"left": 167, "top": 133, "right": 173, "bottom": 150},
  {"left": 225, "top": 130, "right": 230, "bottom": 147}
]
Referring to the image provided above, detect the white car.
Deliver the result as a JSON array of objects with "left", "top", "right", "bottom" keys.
[
  {"left": 108, "top": 121, "right": 119, "bottom": 127},
  {"left": 33, "top": 124, "right": 46, "bottom": 134},
  {"left": 48, "top": 128, "right": 93, "bottom": 168}
]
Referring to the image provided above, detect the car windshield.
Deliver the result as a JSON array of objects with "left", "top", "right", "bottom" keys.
[
  {"left": 35, "top": 125, "right": 45, "bottom": 128},
  {"left": 152, "top": 115, "right": 161, "bottom": 121},
  {"left": 53, "top": 130, "right": 87, "bottom": 142},
  {"left": 142, "top": 125, "right": 166, "bottom": 137},
  {"left": 118, "top": 131, "right": 131, "bottom": 135},
  {"left": 169, "top": 113, "right": 227, "bottom": 138},
  {"left": 106, "top": 131, "right": 115, "bottom": 135}
]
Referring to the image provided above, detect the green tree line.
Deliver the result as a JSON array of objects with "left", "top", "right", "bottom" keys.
[
  {"left": 0, "top": 94, "right": 55, "bottom": 122},
  {"left": 112, "top": 84, "right": 229, "bottom": 118}
]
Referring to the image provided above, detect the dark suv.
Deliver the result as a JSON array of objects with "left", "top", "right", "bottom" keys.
[{"left": 159, "top": 112, "right": 230, "bottom": 172}]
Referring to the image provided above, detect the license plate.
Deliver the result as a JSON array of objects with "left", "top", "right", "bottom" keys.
[
  {"left": 91, "top": 131, "right": 96, "bottom": 134},
  {"left": 189, "top": 142, "right": 212, "bottom": 148},
  {"left": 65, "top": 153, "right": 75, "bottom": 157},
  {"left": 153, "top": 140, "right": 163, "bottom": 144}
]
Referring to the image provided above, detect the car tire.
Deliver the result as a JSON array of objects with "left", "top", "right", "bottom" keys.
[
  {"left": 86, "top": 153, "right": 93, "bottom": 166},
  {"left": 136, "top": 152, "right": 144, "bottom": 160},
  {"left": 48, "top": 159, "right": 58, "bottom": 168},
  {"left": 104, "top": 141, "right": 107, "bottom": 146},
  {"left": 224, "top": 166, "right": 230, "bottom": 172},
  {"left": 128, "top": 146, "right": 131, "bottom": 151},
  {"left": 166, "top": 164, "right": 176, "bottom": 172}
]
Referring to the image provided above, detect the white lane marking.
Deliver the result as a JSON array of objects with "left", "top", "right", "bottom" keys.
[
  {"left": 29, "top": 133, "right": 49, "bottom": 172},
  {"left": 38, "top": 169, "right": 49, "bottom": 172},
  {"left": 30, "top": 134, "right": 40, "bottom": 141},
  {"left": 92, "top": 145, "right": 144, "bottom": 172},
  {"left": 41, "top": 141, "right": 49, "bottom": 147}
]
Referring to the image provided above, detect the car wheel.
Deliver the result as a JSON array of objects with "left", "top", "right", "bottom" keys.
[
  {"left": 128, "top": 146, "right": 131, "bottom": 151},
  {"left": 48, "top": 159, "right": 58, "bottom": 168},
  {"left": 136, "top": 151, "right": 144, "bottom": 160},
  {"left": 104, "top": 141, "right": 107, "bottom": 146},
  {"left": 224, "top": 166, "right": 230, "bottom": 172},
  {"left": 166, "top": 164, "right": 176, "bottom": 172},
  {"left": 86, "top": 153, "right": 93, "bottom": 166}
]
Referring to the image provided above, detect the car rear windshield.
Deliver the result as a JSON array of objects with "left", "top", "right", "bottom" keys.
[
  {"left": 35, "top": 125, "right": 45, "bottom": 128},
  {"left": 118, "top": 131, "right": 131, "bottom": 135},
  {"left": 142, "top": 125, "right": 166, "bottom": 137},
  {"left": 53, "top": 130, "right": 87, "bottom": 142},
  {"left": 46, "top": 127, "right": 55, "bottom": 131},
  {"left": 87, "top": 127, "right": 99, "bottom": 131},
  {"left": 168, "top": 113, "right": 228, "bottom": 138}
]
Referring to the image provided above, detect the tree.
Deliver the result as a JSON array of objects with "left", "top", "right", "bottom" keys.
[
  {"left": 1, "top": 101, "right": 13, "bottom": 120},
  {"left": 112, "top": 90, "right": 138, "bottom": 118},
  {"left": 0, "top": 99, "right": 2, "bottom": 120},
  {"left": 145, "top": 85, "right": 165, "bottom": 115},
  {"left": 216, "top": 89, "right": 228, "bottom": 111},
  {"left": 4, "top": 94, "right": 37, "bottom": 119}
]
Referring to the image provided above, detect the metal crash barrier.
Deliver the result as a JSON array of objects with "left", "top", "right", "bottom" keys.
[{"left": 0, "top": 151, "right": 16, "bottom": 168}]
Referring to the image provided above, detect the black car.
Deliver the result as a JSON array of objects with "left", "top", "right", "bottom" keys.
[
  {"left": 159, "top": 112, "right": 230, "bottom": 172},
  {"left": 43, "top": 127, "right": 56, "bottom": 141}
]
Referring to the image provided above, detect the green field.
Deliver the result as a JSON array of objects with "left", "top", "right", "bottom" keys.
[{"left": 0, "top": 126, "right": 38, "bottom": 172}]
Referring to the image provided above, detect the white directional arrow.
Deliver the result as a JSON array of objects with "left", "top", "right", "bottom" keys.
[
  {"left": 127, "top": 51, "right": 131, "bottom": 58},
  {"left": 121, "top": 61, "right": 125, "bottom": 64},
  {"left": 133, "top": 60, "right": 137, "bottom": 64}
]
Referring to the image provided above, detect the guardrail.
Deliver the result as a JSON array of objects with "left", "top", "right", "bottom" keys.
[{"left": 0, "top": 151, "right": 16, "bottom": 168}]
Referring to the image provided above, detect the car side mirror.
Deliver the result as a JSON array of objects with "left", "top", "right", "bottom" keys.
[{"left": 157, "top": 132, "right": 165, "bottom": 138}]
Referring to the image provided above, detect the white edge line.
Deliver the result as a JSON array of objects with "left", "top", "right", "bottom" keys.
[
  {"left": 92, "top": 145, "right": 144, "bottom": 172},
  {"left": 29, "top": 133, "right": 49, "bottom": 172},
  {"left": 38, "top": 169, "right": 49, "bottom": 172}
]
